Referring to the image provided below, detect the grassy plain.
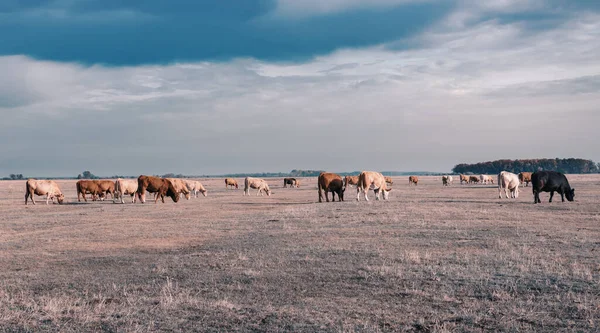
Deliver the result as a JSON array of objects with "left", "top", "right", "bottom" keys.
[{"left": 0, "top": 175, "right": 598, "bottom": 332}]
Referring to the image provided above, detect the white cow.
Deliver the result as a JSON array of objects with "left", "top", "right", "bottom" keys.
[
  {"left": 185, "top": 180, "right": 208, "bottom": 198},
  {"left": 480, "top": 174, "right": 494, "bottom": 184},
  {"left": 25, "top": 179, "right": 65, "bottom": 205},
  {"left": 244, "top": 177, "right": 271, "bottom": 196},
  {"left": 498, "top": 171, "right": 520, "bottom": 199},
  {"left": 357, "top": 171, "right": 391, "bottom": 201},
  {"left": 114, "top": 178, "right": 138, "bottom": 204},
  {"left": 442, "top": 175, "right": 453, "bottom": 186}
]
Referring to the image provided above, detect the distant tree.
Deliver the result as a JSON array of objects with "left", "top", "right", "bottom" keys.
[
  {"left": 79, "top": 171, "right": 98, "bottom": 179},
  {"left": 452, "top": 158, "right": 598, "bottom": 174}
]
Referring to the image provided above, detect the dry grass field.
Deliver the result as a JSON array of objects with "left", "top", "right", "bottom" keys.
[{"left": 1, "top": 175, "right": 599, "bottom": 332}]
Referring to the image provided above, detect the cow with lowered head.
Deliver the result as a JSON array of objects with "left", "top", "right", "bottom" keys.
[
  {"left": 532, "top": 171, "right": 574, "bottom": 204},
  {"left": 137, "top": 175, "right": 180, "bottom": 203}
]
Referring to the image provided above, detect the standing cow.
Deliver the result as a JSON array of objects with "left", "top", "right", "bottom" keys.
[
  {"left": 76, "top": 180, "right": 103, "bottom": 202},
  {"left": 469, "top": 175, "right": 480, "bottom": 184},
  {"left": 531, "top": 171, "right": 574, "bottom": 204},
  {"left": 137, "top": 175, "right": 180, "bottom": 203},
  {"left": 442, "top": 175, "right": 453, "bottom": 186},
  {"left": 519, "top": 172, "right": 532, "bottom": 187},
  {"left": 318, "top": 172, "right": 345, "bottom": 203},
  {"left": 344, "top": 176, "right": 359, "bottom": 188},
  {"left": 408, "top": 176, "right": 418, "bottom": 186},
  {"left": 244, "top": 177, "right": 271, "bottom": 196},
  {"left": 459, "top": 174, "right": 469, "bottom": 185},
  {"left": 185, "top": 180, "right": 208, "bottom": 198},
  {"left": 498, "top": 171, "right": 520, "bottom": 199},
  {"left": 357, "top": 171, "right": 391, "bottom": 201},
  {"left": 25, "top": 179, "right": 65, "bottom": 205},
  {"left": 480, "top": 175, "right": 494, "bottom": 184},
  {"left": 225, "top": 178, "right": 238, "bottom": 189},
  {"left": 283, "top": 178, "right": 299, "bottom": 188},
  {"left": 95, "top": 180, "right": 116, "bottom": 201},
  {"left": 114, "top": 178, "right": 138, "bottom": 204}
]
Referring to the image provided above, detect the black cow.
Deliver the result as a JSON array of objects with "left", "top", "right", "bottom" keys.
[{"left": 531, "top": 171, "right": 574, "bottom": 204}]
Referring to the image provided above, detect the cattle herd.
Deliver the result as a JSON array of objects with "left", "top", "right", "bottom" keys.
[{"left": 22, "top": 170, "right": 574, "bottom": 206}]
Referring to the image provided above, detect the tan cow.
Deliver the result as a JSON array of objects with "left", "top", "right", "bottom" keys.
[
  {"left": 244, "top": 177, "right": 271, "bottom": 196},
  {"left": 25, "top": 179, "right": 65, "bottom": 205},
  {"left": 225, "top": 178, "right": 238, "bottom": 189},
  {"left": 442, "top": 175, "right": 453, "bottom": 186},
  {"left": 137, "top": 175, "right": 180, "bottom": 203},
  {"left": 518, "top": 172, "right": 532, "bottom": 187},
  {"left": 498, "top": 171, "right": 520, "bottom": 199},
  {"left": 76, "top": 180, "right": 103, "bottom": 202},
  {"left": 408, "top": 176, "right": 418, "bottom": 186},
  {"left": 318, "top": 172, "right": 345, "bottom": 203},
  {"left": 357, "top": 171, "right": 391, "bottom": 201},
  {"left": 459, "top": 174, "right": 469, "bottom": 184},
  {"left": 343, "top": 175, "right": 359, "bottom": 188},
  {"left": 166, "top": 178, "right": 191, "bottom": 200},
  {"left": 95, "top": 180, "right": 115, "bottom": 201},
  {"left": 114, "top": 178, "right": 138, "bottom": 204},
  {"left": 480, "top": 175, "right": 494, "bottom": 184},
  {"left": 185, "top": 180, "right": 207, "bottom": 198},
  {"left": 384, "top": 176, "right": 393, "bottom": 185}
]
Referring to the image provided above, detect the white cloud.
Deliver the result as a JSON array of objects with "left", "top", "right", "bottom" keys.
[
  {"left": 272, "top": 0, "right": 432, "bottom": 18},
  {"left": 1, "top": 11, "right": 600, "bottom": 176}
]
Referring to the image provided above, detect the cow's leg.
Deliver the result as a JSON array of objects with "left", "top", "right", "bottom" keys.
[
  {"left": 549, "top": 191, "right": 554, "bottom": 202},
  {"left": 559, "top": 190, "right": 565, "bottom": 202},
  {"left": 46, "top": 193, "right": 50, "bottom": 205},
  {"left": 331, "top": 191, "right": 336, "bottom": 202},
  {"left": 318, "top": 187, "right": 323, "bottom": 203},
  {"left": 30, "top": 193, "right": 36, "bottom": 205}
]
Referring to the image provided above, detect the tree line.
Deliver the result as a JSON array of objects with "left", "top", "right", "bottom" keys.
[{"left": 452, "top": 158, "right": 600, "bottom": 175}]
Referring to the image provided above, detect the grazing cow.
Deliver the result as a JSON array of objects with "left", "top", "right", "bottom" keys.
[
  {"left": 498, "top": 171, "right": 520, "bottom": 199},
  {"left": 95, "top": 180, "right": 115, "bottom": 201},
  {"left": 408, "top": 176, "right": 419, "bottom": 186},
  {"left": 76, "top": 180, "right": 103, "bottom": 202},
  {"left": 114, "top": 178, "right": 138, "bottom": 204},
  {"left": 225, "top": 178, "right": 238, "bottom": 189},
  {"left": 357, "top": 171, "right": 391, "bottom": 201},
  {"left": 166, "top": 178, "right": 191, "bottom": 200},
  {"left": 137, "top": 175, "right": 180, "bottom": 203},
  {"left": 531, "top": 171, "right": 574, "bottom": 204},
  {"left": 318, "top": 172, "right": 345, "bottom": 203},
  {"left": 185, "top": 180, "right": 207, "bottom": 198},
  {"left": 519, "top": 172, "right": 532, "bottom": 187},
  {"left": 244, "top": 177, "right": 271, "bottom": 196},
  {"left": 469, "top": 175, "right": 480, "bottom": 184},
  {"left": 283, "top": 178, "right": 299, "bottom": 188},
  {"left": 384, "top": 176, "right": 393, "bottom": 185},
  {"left": 25, "top": 179, "right": 65, "bottom": 205},
  {"left": 344, "top": 176, "right": 359, "bottom": 188},
  {"left": 460, "top": 174, "right": 469, "bottom": 185},
  {"left": 442, "top": 175, "right": 453, "bottom": 186},
  {"left": 480, "top": 175, "right": 494, "bottom": 184}
]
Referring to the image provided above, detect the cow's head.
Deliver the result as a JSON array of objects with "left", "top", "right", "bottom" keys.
[
  {"left": 201, "top": 190, "right": 208, "bottom": 197},
  {"left": 56, "top": 193, "right": 65, "bottom": 204},
  {"left": 566, "top": 188, "right": 575, "bottom": 201},
  {"left": 167, "top": 187, "right": 180, "bottom": 202},
  {"left": 235, "top": 184, "right": 238, "bottom": 189},
  {"left": 184, "top": 192, "right": 191, "bottom": 200}
]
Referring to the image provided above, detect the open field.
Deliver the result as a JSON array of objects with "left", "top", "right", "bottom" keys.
[{"left": 1, "top": 175, "right": 599, "bottom": 332}]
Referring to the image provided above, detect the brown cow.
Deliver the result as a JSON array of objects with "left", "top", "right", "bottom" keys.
[
  {"left": 384, "top": 176, "right": 393, "bottom": 185},
  {"left": 469, "top": 175, "right": 480, "bottom": 184},
  {"left": 225, "top": 178, "right": 238, "bottom": 189},
  {"left": 459, "top": 174, "right": 469, "bottom": 185},
  {"left": 343, "top": 175, "right": 359, "bottom": 188},
  {"left": 137, "top": 175, "right": 179, "bottom": 203},
  {"left": 408, "top": 176, "right": 418, "bottom": 186},
  {"left": 25, "top": 179, "right": 65, "bottom": 205},
  {"left": 518, "top": 172, "right": 532, "bottom": 187},
  {"left": 76, "top": 180, "right": 103, "bottom": 202},
  {"left": 283, "top": 177, "right": 299, "bottom": 188},
  {"left": 95, "top": 180, "right": 115, "bottom": 201},
  {"left": 318, "top": 172, "right": 345, "bottom": 202},
  {"left": 357, "top": 171, "right": 391, "bottom": 201}
]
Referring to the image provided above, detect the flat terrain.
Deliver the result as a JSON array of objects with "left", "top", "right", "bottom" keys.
[{"left": 0, "top": 175, "right": 599, "bottom": 332}]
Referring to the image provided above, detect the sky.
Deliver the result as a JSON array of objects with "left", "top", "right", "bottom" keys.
[{"left": 1, "top": 0, "right": 599, "bottom": 177}]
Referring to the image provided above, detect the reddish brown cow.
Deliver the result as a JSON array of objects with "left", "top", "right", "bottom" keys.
[
  {"left": 519, "top": 172, "right": 532, "bottom": 187},
  {"left": 459, "top": 174, "right": 469, "bottom": 184},
  {"left": 95, "top": 180, "right": 115, "bottom": 201},
  {"left": 318, "top": 172, "right": 345, "bottom": 202},
  {"left": 137, "top": 175, "right": 179, "bottom": 203},
  {"left": 408, "top": 176, "right": 419, "bottom": 186},
  {"left": 76, "top": 180, "right": 104, "bottom": 202},
  {"left": 469, "top": 175, "right": 480, "bottom": 184},
  {"left": 225, "top": 178, "right": 238, "bottom": 189}
]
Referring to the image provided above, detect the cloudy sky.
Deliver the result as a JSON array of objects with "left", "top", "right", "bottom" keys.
[{"left": 1, "top": 0, "right": 599, "bottom": 177}]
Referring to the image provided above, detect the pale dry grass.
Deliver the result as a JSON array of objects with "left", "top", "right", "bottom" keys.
[{"left": 0, "top": 175, "right": 598, "bottom": 332}]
